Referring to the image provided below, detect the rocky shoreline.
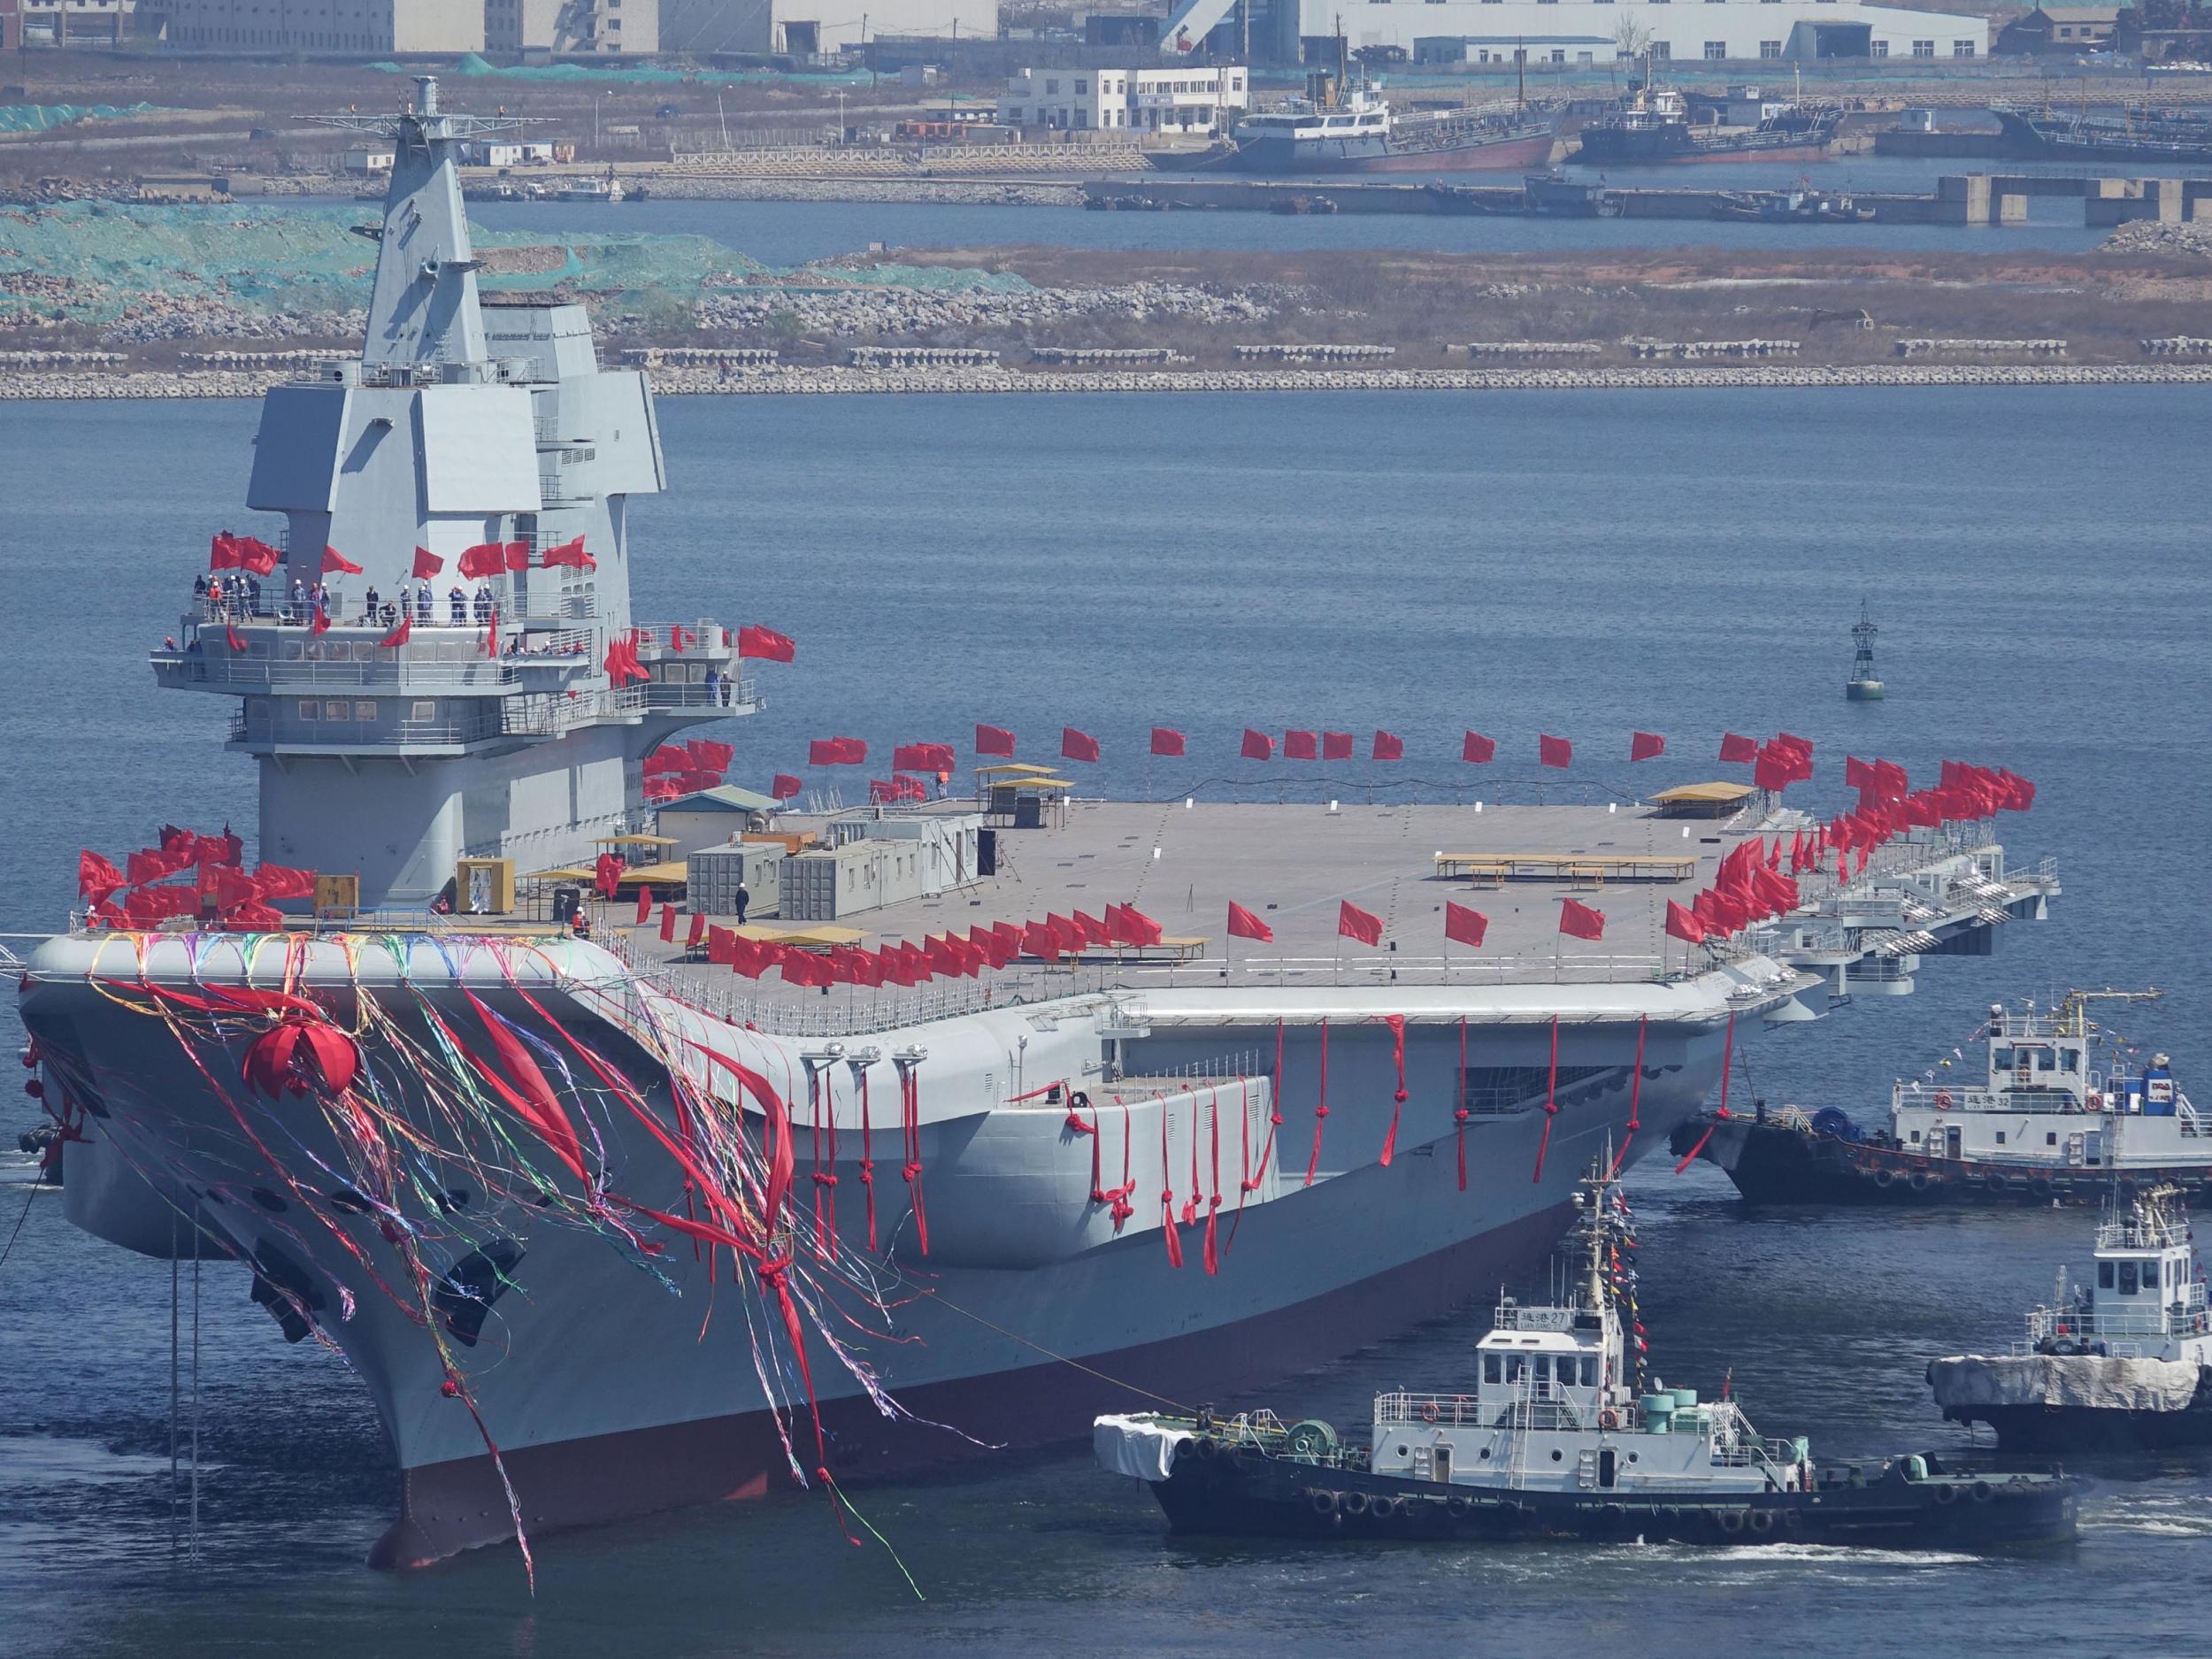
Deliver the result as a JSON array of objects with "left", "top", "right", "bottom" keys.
[{"left": 8, "top": 363, "right": 2212, "bottom": 400}]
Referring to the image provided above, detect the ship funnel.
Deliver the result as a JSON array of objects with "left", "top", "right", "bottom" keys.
[{"left": 417, "top": 75, "right": 439, "bottom": 116}]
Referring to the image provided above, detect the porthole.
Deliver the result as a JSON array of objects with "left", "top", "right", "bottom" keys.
[{"left": 1550, "top": 1449, "right": 1563, "bottom": 1462}]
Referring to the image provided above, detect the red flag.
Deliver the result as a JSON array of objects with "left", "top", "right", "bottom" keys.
[
  {"left": 1372, "top": 730, "right": 1403, "bottom": 761},
  {"left": 1021, "top": 919, "right": 1061, "bottom": 963},
  {"left": 209, "top": 532, "right": 240, "bottom": 571},
  {"left": 1665, "top": 901, "right": 1709, "bottom": 945},
  {"left": 1445, "top": 901, "right": 1487, "bottom": 948},
  {"left": 411, "top": 546, "right": 443, "bottom": 579},
  {"left": 377, "top": 614, "right": 411, "bottom": 649},
  {"left": 737, "top": 625, "right": 795, "bottom": 663},
  {"left": 657, "top": 903, "right": 677, "bottom": 944},
  {"left": 1073, "top": 910, "right": 1112, "bottom": 947},
  {"left": 1240, "top": 728, "right": 1276, "bottom": 761},
  {"left": 1337, "top": 900, "right": 1383, "bottom": 946},
  {"left": 1719, "top": 732, "right": 1760, "bottom": 764},
  {"left": 1844, "top": 755, "right": 1874, "bottom": 790},
  {"left": 1630, "top": 732, "right": 1666, "bottom": 762},
  {"left": 309, "top": 601, "right": 330, "bottom": 637},
  {"left": 503, "top": 541, "right": 531, "bottom": 572},
  {"left": 224, "top": 622, "right": 246, "bottom": 652},
  {"left": 1540, "top": 734, "right": 1572, "bottom": 769},
  {"left": 634, "top": 885, "right": 653, "bottom": 926},
  {"left": 772, "top": 772, "right": 803, "bottom": 800},
  {"left": 480, "top": 602, "right": 498, "bottom": 658},
  {"left": 1462, "top": 732, "right": 1496, "bottom": 764},
  {"left": 77, "top": 849, "right": 124, "bottom": 902},
  {"left": 810, "top": 737, "right": 866, "bottom": 765},
  {"left": 540, "top": 534, "right": 595, "bottom": 571},
  {"left": 895, "top": 743, "right": 946, "bottom": 773},
  {"left": 1285, "top": 730, "right": 1318, "bottom": 761},
  {"left": 458, "top": 542, "right": 505, "bottom": 580},
  {"left": 975, "top": 723, "right": 1016, "bottom": 757},
  {"left": 1227, "top": 902, "right": 1273, "bottom": 943},
  {"left": 1107, "top": 903, "right": 1164, "bottom": 947},
  {"left": 320, "top": 545, "right": 362, "bottom": 575},
  {"left": 1754, "top": 752, "right": 1792, "bottom": 793},
  {"left": 1321, "top": 731, "right": 1354, "bottom": 761},
  {"left": 1149, "top": 726, "right": 1185, "bottom": 757},
  {"left": 252, "top": 863, "right": 315, "bottom": 899},
  {"left": 234, "top": 537, "right": 280, "bottom": 576},
  {"left": 1061, "top": 726, "right": 1100, "bottom": 764},
  {"left": 686, "top": 911, "right": 707, "bottom": 950},
  {"left": 1559, "top": 897, "right": 1606, "bottom": 941}
]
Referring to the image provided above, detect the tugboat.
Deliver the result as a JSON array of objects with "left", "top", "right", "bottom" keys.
[
  {"left": 1846, "top": 600, "right": 1885, "bottom": 700},
  {"left": 1094, "top": 1156, "right": 2079, "bottom": 1548},
  {"left": 1671, "top": 992, "right": 2208, "bottom": 1207},
  {"left": 1930, "top": 1184, "right": 2212, "bottom": 1449}
]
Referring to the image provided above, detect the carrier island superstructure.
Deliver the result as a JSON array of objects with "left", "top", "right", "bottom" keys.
[{"left": 11, "top": 82, "right": 2059, "bottom": 1570}]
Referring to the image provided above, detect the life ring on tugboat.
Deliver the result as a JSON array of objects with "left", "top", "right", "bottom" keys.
[
  {"left": 2085, "top": 1092, "right": 2104, "bottom": 1112},
  {"left": 1933, "top": 1090, "right": 1955, "bottom": 1111},
  {"left": 1599, "top": 1409, "right": 1620, "bottom": 1432},
  {"left": 1421, "top": 1401, "right": 1440, "bottom": 1424}
]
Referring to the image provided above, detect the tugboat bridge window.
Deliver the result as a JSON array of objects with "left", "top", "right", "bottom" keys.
[{"left": 2118, "top": 1262, "right": 2139, "bottom": 1294}]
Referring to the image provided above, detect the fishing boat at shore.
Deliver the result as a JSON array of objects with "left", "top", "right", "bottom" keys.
[
  {"left": 11, "top": 78, "right": 2057, "bottom": 1575},
  {"left": 1168, "top": 56, "right": 1558, "bottom": 176},
  {"left": 1573, "top": 71, "right": 1841, "bottom": 167},
  {"left": 1673, "top": 991, "right": 2208, "bottom": 1206},
  {"left": 1993, "top": 103, "right": 2212, "bottom": 165},
  {"left": 1929, "top": 1183, "right": 2212, "bottom": 1450},
  {"left": 1714, "top": 185, "right": 1874, "bottom": 225},
  {"left": 1096, "top": 1156, "right": 2081, "bottom": 1548}
]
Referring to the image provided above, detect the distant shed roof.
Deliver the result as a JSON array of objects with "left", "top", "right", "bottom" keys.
[
  {"left": 659, "top": 784, "right": 782, "bottom": 813},
  {"left": 1649, "top": 781, "right": 1757, "bottom": 818}
]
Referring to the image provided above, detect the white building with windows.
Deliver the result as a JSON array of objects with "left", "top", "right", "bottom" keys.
[
  {"left": 997, "top": 65, "right": 1249, "bottom": 133},
  {"left": 1359, "top": 0, "right": 1984, "bottom": 65}
]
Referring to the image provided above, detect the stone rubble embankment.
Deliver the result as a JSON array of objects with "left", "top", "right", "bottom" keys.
[{"left": 10, "top": 363, "right": 2212, "bottom": 400}]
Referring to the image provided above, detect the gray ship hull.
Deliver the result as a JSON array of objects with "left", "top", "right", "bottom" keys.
[{"left": 24, "top": 932, "right": 1728, "bottom": 1565}]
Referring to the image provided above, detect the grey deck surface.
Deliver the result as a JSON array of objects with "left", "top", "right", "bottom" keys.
[{"left": 629, "top": 797, "right": 1769, "bottom": 1002}]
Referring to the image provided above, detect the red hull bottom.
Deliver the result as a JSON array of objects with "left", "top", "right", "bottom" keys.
[{"left": 369, "top": 1202, "right": 1571, "bottom": 1567}]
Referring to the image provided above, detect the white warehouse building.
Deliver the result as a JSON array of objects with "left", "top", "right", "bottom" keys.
[
  {"left": 997, "top": 65, "right": 1249, "bottom": 132},
  {"left": 1164, "top": 0, "right": 1985, "bottom": 64},
  {"left": 1393, "top": 2, "right": 1986, "bottom": 65}
]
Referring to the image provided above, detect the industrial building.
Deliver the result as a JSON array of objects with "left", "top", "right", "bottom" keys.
[
  {"left": 662, "top": 0, "right": 996, "bottom": 58},
  {"left": 1163, "top": 0, "right": 1985, "bottom": 65},
  {"left": 17, "top": 0, "right": 134, "bottom": 47},
  {"left": 485, "top": 0, "right": 656, "bottom": 54},
  {"left": 164, "top": 0, "right": 481, "bottom": 51},
  {"left": 996, "top": 63, "right": 1248, "bottom": 130}
]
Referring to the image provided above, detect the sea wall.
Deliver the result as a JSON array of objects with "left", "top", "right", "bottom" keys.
[{"left": 9, "top": 364, "right": 2212, "bottom": 400}]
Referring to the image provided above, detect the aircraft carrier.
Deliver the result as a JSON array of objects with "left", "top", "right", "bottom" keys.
[{"left": 12, "top": 81, "right": 2059, "bottom": 1571}]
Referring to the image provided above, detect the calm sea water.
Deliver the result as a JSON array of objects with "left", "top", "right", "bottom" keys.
[
  {"left": 3, "top": 388, "right": 2209, "bottom": 1659},
  {"left": 464, "top": 161, "right": 2131, "bottom": 264}
]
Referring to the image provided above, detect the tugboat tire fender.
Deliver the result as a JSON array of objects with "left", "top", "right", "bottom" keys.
[
  {"left": 1872, "top": 1168, "right": 1898, "bottom": 1189},
  {"left": 1715, "top": 1509, "right": 1746, "bottom": 1534},
  {"left": 1340, "top": 1490, "right": 1371, "bottom": 1517},
  {"left": 1192, "top": 1435, "right": 1222, "bottom": 1462},
  {"left": 1445, "top": 1496, "right": 1473, "bottom": 1519},
  {"left": 1309, "top": 1488, "right": 1340, "bottom": 1517},
  {"left": 1933, "top": 1483, "right": 1961, "bottom": 1505},
  {"left": 1370, "top": 1495, "right": 1402, "bottom": 1519},
  {"left": 1909, "top": 1171, "right": 1935, "bottom": 1194},
  {"left": 1970, "top": 1480, "right": 1994, "bottom": 1503},
  {"left": 1747, "top": 1509, "right": 1776, "bottom": 1536}
]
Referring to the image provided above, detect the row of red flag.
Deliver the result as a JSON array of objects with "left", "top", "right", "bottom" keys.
[
  {"left": 78, "top": 825, "right": 314, "bottom": 932},
  {"left": 1224, "top": 896, "right": 1592, "bottom": 949},
  {"left": 662, "top": 899, "right": 1172, "bottom": 987},
  {"left": 803, "top": 725, "right": 1828, "bottom": 773},
  {"left": 643, "top": 738, "right": 737, "bottom": 803}
]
